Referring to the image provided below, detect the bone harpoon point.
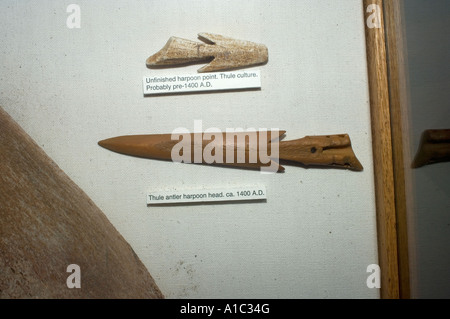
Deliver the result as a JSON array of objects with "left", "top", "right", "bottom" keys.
[
  {"left": 98, "top": 132, "right": 363, "bottom": 172},
  {"left": 146, "top": 33, "right": 269, "bottom": 72}
]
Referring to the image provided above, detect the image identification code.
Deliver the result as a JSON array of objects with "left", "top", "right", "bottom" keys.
[{"left": 180, "top": 303, "right": 270, "bottom": 316}]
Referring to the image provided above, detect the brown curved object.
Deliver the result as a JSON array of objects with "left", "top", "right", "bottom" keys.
[
  {"left": 412, "top": 129, "right": 450, "bottom": 168},
  {"left": 0, "top": 107, "right": 163, "bottom": 299},
  {"left": 98, "top": 131, "right": 363, "bottom": 172}
]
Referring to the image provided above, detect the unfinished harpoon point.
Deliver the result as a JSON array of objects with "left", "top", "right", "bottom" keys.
[{"left": 146, "top": 33, "right": 268, "bottom": 73}]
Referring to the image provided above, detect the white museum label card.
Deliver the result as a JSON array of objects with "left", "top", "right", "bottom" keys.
[
  {"left": 143, "top": 70, "right": 261, "bottom": 95},
  {"left": 147, "top": 185, "right": 267, "bottom": 205}
]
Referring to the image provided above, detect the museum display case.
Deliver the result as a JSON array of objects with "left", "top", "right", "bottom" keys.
[{"left": 1, "top": 0, "right": 448, "bottom": 300}]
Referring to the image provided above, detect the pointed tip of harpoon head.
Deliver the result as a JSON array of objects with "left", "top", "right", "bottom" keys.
[
  {"left": 98, "top": 139, "right": 106, "bottom": 147},
  {"left": 98, "top": 137, "right": 116, "bottom": 152},
  {"left": 98, "top": 134, "right": 173, "bottom": 160},
  {"left": 98, "top": 136, "right": 131, "bottom": 154}
]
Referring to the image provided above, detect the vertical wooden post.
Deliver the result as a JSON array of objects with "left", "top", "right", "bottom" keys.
[
  {"left": 363, "top": 0, "right": 400, "bottom": 299},
  {"left": 382, "top": 0, "right": 411, "bottom": 299}
]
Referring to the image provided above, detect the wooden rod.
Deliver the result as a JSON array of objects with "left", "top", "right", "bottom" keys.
[
  {"left": 363, "top": 0, "right": 400, "bottom": 299},
  {"left": 383, "top": 0, "right": 411, "bottom": 298}
]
